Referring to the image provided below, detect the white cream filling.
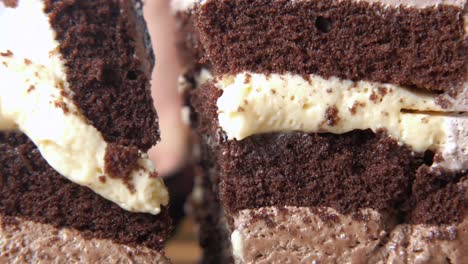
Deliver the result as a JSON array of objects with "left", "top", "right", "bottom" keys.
[
  {"left": 354, "top": 0, "right": 466, "bottom": 8},
  {"left": 171, "top": 0, "right": 465, "bottom": 12},
  {"left": 216, "top": 73, "right": 467, "bottom": 170},
  {"left": 231, "top": 230, "right": 244, "bottom": 262},
  {"left": 179, "top": 68, "right": 213, "bottom": 126},
  {"left": 0, "top": 0, "right": 168, "bottom": 214},
  {"left": 171, "top": 0, "right": 201, "bottom": 12}
]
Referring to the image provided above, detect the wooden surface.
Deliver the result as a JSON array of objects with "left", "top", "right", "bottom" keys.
[{"left": 165, "top": 218, "right": 201, "bottom": 264}]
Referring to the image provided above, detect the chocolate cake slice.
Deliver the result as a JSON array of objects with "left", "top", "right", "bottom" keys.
[
  {"left": 173, "top": 0, "right": 467, "bottom": 263},
  {"left": 0, "top": 0, "right": 171, "bottom": 261}
]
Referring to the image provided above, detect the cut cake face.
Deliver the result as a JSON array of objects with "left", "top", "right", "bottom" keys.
[
  {"left": 173, "top": 0, "right": 467, "bottom": 263},
  {"left": 0, "top": 0, "right": 171, "bottom": 261}
]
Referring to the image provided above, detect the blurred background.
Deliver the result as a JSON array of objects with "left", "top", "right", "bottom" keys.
[{"left": 144, "top": 1, "right": 200, "bottom": 263}]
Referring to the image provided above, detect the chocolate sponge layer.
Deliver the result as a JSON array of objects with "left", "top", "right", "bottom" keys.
[
  {"left": 0, "top": 132, "right": 171, "bottom": 250},
  {"left": 44, "top": 0, "right": 159, "bottom": 150},
  {"left": 195, "top": 0, "right": 466, "bottom": 95}
]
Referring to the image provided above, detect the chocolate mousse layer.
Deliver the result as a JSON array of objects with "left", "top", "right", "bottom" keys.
[
  {"left": 0, "top": 216, "right": 170, "bottom": 263},
  {"left": 195, "top": 0, "right": 467, "bottom": 94},
  {"left": 190, "top": 81, "right": 467, "bottom": 226},
  {"left": 0, "top": 132, "right": 172, "bottom": 250},
  {"left": 44, "top": 0, "right": 159, "bottom": 150},
  {"left": 231, "top": 206, "right": 468, "bottom": 263}
]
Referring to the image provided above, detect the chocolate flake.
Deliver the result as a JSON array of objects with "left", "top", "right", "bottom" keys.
[
  {"left": 27, "top": 85, "right": 35, "bottom": 93},
  {"left": 104, "top": 143, "right": 140, "bottom": 187},
  {"left": 369, "top": 91, "right": 379, "bottom": 103},
  {"left": 244, "top": 73, "right": 251, "bottom": 84},
  {"left": 349, "top": 101, "right": 366, "bottom": 115},
  {"left": 378, "top": 87, "right": 388, "bottom": 97},
  {"left": 53, "top": 101, "right": 69, "bottom": 114},
  {"left": 0, "top": 50, "right": 13, "bottom": 57},
  {"left": 325, "top": 106, "right": 340, "bottom": 126}
]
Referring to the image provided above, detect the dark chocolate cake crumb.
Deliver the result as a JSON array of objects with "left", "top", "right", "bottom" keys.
[
  {"left": 369, "top": 91, "right": 379, "bottom": 103},
  {"left": 53, "top": 100, "right": 70, "bottom": 114},
  {"left": 196, "top": 0, "right": 466, "bottom": 94},
  {"left": 0, "top": 50, "right": 13, "bottom": 57},
  {"left": 325, "top": 106, "right": 340, "bottom": 126},
  {"left": 349, "top": 101, "right": 366, "bottom": 115},
  {"left": 378, "top": 87, "right": 388, "bottom": 97},
  {"left": 44, "top": 0, "right": 159, "bottom": 151},
  {"left": 0, "top": 132, "right": 171, "bottom": 250},
  {"left": 99, "top": 176, "right": 107, "bottom": 183},
  {"left": 27, "top": 85, "right": 35, "bottom": 93},
  {"left": 104, "top": 143, "right": 140, "bottom": 182}
]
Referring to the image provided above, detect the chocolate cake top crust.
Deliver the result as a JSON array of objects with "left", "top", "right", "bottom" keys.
[
  {"left": 0, "top": 132, "right": 172, "bottom": 250},
  {"left": 44, "top": 0, "right": 159, "bottom": 151},
  {"left": 196, "top": 0, "right": 467, "bottom": 94},
  {"left": 191, "top": 81, "right": 467, "bottom": 226}
]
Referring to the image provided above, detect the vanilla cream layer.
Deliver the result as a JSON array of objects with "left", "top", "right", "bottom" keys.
[
  {"left": 171, "top": 0, "right": 466, "bottom": 12},
  {"left": 0, "top": 0, "right": 168, "bottom": 214},
  {"left": 216, "top": 73, "right": 467, "bottom": 169}
]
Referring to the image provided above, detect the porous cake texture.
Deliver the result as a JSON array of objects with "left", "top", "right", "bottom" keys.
[
  {"left": 175, "top": 0, "right": 467, "bottom": 263},
  {"left": 1, "top": 0, "right": 171, "bottom": 261}
]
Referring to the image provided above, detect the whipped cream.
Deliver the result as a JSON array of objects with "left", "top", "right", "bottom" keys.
[
  {"left": 171, "top": 0, "right": 465, "bottom": 12},
  {"left": 0, "top": 0, "right": 168, "bottom": 214},
  {"left": 171, "top": 0, "right": 202, "bottom": 12}
]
